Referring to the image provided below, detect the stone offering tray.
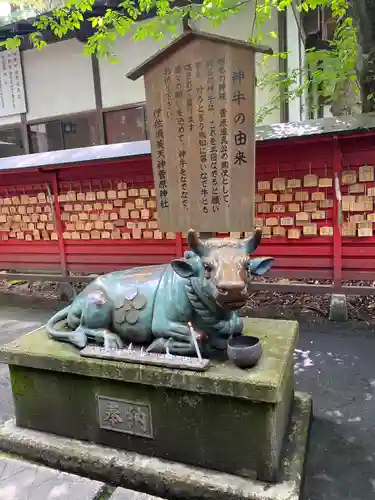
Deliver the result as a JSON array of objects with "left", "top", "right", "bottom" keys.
[{"left": 80, "top": 345, "right": 211, "bottom": 371}]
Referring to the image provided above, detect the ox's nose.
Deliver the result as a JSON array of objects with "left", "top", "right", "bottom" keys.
[{"left": 217, "top": 282, "right": 246, "bottom": 294}]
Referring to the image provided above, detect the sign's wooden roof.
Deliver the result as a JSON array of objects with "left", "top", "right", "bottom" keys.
[{"left": 126, "top": 29, "right": 273, "bottom": 81}]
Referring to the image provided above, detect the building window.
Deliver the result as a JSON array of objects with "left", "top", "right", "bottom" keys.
[
  {"left": 29, "top": 114, "right": 100, "bottom": 153},
  {"left": 105, "top": 106, "right": 147, "bottom": 144},
  {"left": 0, "top": 128, "right": 24, "bottom": 158}
]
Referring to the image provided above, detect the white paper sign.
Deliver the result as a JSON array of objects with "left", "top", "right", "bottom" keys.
[{"left": 0, "top": 49, "right": 26, "bottom": 117}]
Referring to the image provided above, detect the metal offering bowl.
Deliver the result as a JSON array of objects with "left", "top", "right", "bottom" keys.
[{"left": 227, "top": 335, "right": 262, "bottom": 369}]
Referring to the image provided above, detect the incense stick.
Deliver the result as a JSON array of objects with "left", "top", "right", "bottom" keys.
[{"left": 188, "top": 321, "right": 203, "bottom": 362}]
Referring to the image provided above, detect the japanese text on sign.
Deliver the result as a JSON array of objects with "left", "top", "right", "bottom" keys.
[
  {"left": 153, "top": 109, "right": 169, "bottom": 209},
  {"left": 98, "top": 395, "right": 153, "bottom": 439},
  {"left": 0, "top": 50, "right": 26, "bottom": 117},
  {"left": 143, "top": 37, "right": 256, "bottom": 231}
]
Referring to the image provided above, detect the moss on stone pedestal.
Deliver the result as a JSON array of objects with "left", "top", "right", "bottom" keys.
[
  {"left": 0, "top": 318, "right": 298, "bottom": 403},
  {"left": 3, "top": 318, "right": 298, "bottom": 483}
]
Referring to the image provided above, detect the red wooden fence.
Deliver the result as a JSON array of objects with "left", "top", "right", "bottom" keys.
[{"left": 0, "top": 127, "right": 374, "bottom": 295}]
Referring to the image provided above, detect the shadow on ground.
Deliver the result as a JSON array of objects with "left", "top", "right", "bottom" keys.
[
  {"left": 297, "top": 321, "right": 375, "bottom": 500},
  {"left": 305, "top": 416, "right": 375, "bottom": 500}
]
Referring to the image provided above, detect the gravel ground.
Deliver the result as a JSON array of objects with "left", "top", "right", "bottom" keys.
[{"left": 1, "top": 275, "right": 374, "bottom": 325}]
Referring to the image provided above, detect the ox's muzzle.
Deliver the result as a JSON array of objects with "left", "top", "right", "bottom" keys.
[{"left": 215, "top": 281, "right": 248, "bottom": 310}]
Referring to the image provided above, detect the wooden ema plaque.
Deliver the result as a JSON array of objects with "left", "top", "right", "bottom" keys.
[
  {"left": 273, "top": 226, "right": 286, "bottom": 237},
  {"left": 280, "top": 193, "right": 293, "bottom": 203},
  {"left": 265, "top": 193, "right": 277, "bottom": 203},
  {"left": 342, "top": 170, "right": 357, "bottom": 185},
  {"left": 127, "top": 30, "right": 272, "bottom": 232},
  {"left": 359, "top": 165, "right": 374, "bottom": 182},
  {"left": 258, "top": 181, "right": 270, "bottom": 191},
  {"left": 320, "top": 226, "right": 333, "bottom": 236},
  {"left": 319, "top": 178, "right": 333, "bottom": 188}
]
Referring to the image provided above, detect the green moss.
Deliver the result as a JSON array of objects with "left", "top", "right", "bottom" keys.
[
  {"left": 9, "top": 363, "right": 294, "bottom": 482},
  {"left": 93, "top": 486, "right": 115, "bottom": 500},
  {"left": 10, "top": 368, "right": 32, "bottom": 398}
]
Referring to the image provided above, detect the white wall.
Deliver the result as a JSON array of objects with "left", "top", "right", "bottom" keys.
[
  {"left": 99, "top": 5, "right": 281, "bottom": 125},
  {"left": 99, "top": 25, "right": 179, "bottom": 109},
  {"left": 22, "top": 38, "right": 96, "bottom": 122},
  {"left": 0, "top": 114, "right": 21, "bottom": 127},
  {"left": 194, "top": 3, "right": 280, "bottom": 125},
  {"left": 0, "top": 7, "right": 303, "bottom": 129}
]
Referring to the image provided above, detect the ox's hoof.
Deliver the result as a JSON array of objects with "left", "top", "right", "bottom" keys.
[
  {"left": 103, "top": 332, "right": 124, "bottom": 350},
  {"left": 70, "top": 329, "right": 88, "bottom": 349}
]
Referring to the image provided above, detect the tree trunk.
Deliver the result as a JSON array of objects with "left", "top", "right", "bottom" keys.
[{"left": 352, "top": 0, "right": 375, "bottom": 112}]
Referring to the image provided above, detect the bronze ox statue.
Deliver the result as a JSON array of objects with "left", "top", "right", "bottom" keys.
[{"left": 46, "top": 229, "right": 274, "bottom": 357}]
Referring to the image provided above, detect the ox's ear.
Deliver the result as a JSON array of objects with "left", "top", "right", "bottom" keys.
[
  {"left": 171, "top": 258, "right": 196, "bottom": 278},
  {"left": 188, "top": 229, "right": 206, "bottom": 257},
  {"left": 249, "top": 257, "right": 274, "bottom": 276},
  {"left": 244, "top": 228, "right": 262, "bottom": 255}
]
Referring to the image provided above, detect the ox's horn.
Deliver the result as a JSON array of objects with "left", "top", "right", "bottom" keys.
[
  {"left": 243, "top": 227, "right": 262, "bottom": 254},
  {"left": 187, "top": 229, "right": 206, "bottom": 257}
]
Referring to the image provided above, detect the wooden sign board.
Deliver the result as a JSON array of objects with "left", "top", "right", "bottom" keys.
[
  {"left": 287, "top": 179, "right": 301, "bottom": 189},
  {"left": 265, "top": 217, "right": 278, "bottom": 226},
  {"left": 342, "top": 195, "right": 355, "bottom": 212},
  {"left": 265, "top": 193, "right": 277, "bottom": 203},
  {"left": 280, "top": 193, "right": 293, "bottom": 203},
  {"left": 261, "top": 226, "right": 271, "bottom": 238},
  {"left": 296, "top": 211, "right": 309, "bottom": 223},
  {"left": 358, "top": 220, "right": 372, "bottom": 230},
  {"left": 273, "top": 204, "right": 285, "bottom": 213},
  {"left": 348, "top": 183, "right": 365, "bottom": 194},
  {"left": 303, "top": 174, "right": 318, "bottom": 188},
  {"left": 280, "top": 216, "right": 294, "bottom": 226},
  {"left": 320, "top": 199, "right": 333, "bottom": 209},
  {"left": 273, "top": 226, "right": 286, "bottom": 237},
  {"left": 320, "top": 226, "right": 333, "bottom": 236},
  {"left": 303, "top": 223, "right": 317, "bottom": 236},
  {"left": 288, "top": 228, "right": 301, "bottom": 239},
  {"left": 295, "top": 191, "right": 309, "bottom": 202},
  {"left": 288, "top": 203, "right": 300, "bottom": 212},
  {"left": 359, "top": 165, "right": 374, "bottom": 182},
  {"left": 258, "top": 181, "right": 270, "bottom": 191},
  {"left": 342, "top": 170, "right": 357, "bottom": 185},
  {"left": 311, "top": 211, "right": 326, "bottom": 220},
  {"left": 358, "top": 227, "right": 373, "bottom": 237},
  {"left": 272, "top": 178, "right": 286, "bottom": 191},
  {"left": 349, "top": 214, "right": 364, "bottom": 223},
  {"left": 127, "top": 30, "right": 272, "bottom": 232},
  {"left": 319, "top": 178, "right": 333, "bottom": 188},
  {"left": 311, "top": 192, "right": 325, "bottom": 202}
]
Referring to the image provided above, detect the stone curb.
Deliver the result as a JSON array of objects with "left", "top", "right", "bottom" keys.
[{"left": 0, "top": 392, "right": 312, "bottom": 500}]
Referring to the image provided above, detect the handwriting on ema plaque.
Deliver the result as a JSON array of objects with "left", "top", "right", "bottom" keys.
[{"left": 97, "top": 395, "right": 153, "bottom": 439}]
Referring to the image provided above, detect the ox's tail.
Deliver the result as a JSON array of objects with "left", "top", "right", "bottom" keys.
[{"left": 46, "top": 306, "right": 87, "bottom": 348}]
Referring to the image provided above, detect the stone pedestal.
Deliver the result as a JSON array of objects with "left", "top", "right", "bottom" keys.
[{"left": 0, "top": 318, "right": 312, "bottom": 499}]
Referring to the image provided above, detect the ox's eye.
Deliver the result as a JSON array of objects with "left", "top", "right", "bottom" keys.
[
  {"left": 245, "top": 261, "right": 251, "bottom": 275},
  {"left": 203, "top": 263, "right": 212, "bottom": 277}
]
